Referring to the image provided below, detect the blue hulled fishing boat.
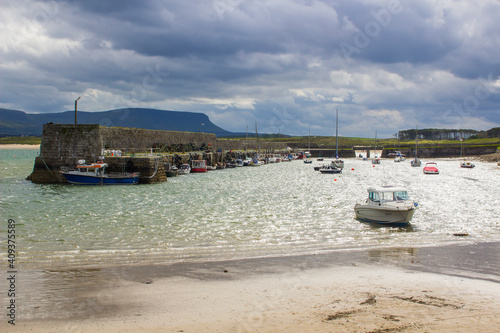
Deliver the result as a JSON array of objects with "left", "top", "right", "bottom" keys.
[{"left": 61, "top": 160, "right": 139, "bottom": 185}]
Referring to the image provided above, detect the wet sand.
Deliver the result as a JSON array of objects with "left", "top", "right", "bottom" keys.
[{"left": 3, "top": 242, "right": 500, "bottom": 332}]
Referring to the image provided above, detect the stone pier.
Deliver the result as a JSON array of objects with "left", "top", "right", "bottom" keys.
[
  {"left": 27, "top": 123, "right": 288, "bottom": 184},
  {"left": 28, "top": 123, "right": 217, "bottom": 184}
]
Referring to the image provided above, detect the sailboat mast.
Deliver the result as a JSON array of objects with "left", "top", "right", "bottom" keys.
[
  {"left": 255, "top": 122, "right": 260, "bottom": 154},
  {"left": 415, "top": 125, "right": 418, "bottom": 159},
  {"left": 308, "top": 126, "right": 311, "bottom": 150},
  {"left": 335, "top": 109, "right": 339, "bottom": 159},
  {"left": 246, "top": 125, "right": 248, "bottom": 150}
]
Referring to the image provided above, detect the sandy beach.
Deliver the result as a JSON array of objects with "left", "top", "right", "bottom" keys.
[
  {"left": 3, "top": 243, "right": 499, "bottom": 332},
  {"left": 0, "top": 144, "right": 40, "bottom": 149}
]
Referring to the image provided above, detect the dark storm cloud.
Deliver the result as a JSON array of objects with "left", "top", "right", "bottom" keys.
[{"left": 1, "top": 0, "right": 499, "bottom": 136}]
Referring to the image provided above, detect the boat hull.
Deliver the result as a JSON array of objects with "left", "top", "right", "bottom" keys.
[
  {"left": 62, "top": 173, "right": 139, "bottom": 185},
  {"left": 191, "top": 168, "right": 207, "bottom": 173},
  {"left": 319, "top": 168, "right": 342, "bottom": 174},
  {"left": 460, "top": 162, "right": 475, "bottom": 168},
  {"left": 354, "top": 204, "right": 416, "bottom": 225},
  {"left": 411, "top": 159, "right": 421, "bottom": 167}
]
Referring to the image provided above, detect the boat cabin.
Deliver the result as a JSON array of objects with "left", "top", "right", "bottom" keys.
[
  {"left": 367, "top": 186, "right": 410, "bottom": 202},
  {"left": 75, "top": 162, "right": 108, "bottom": 176}
]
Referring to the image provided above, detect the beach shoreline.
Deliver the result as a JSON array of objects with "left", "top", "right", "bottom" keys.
[
  {"left": 3, "top": 242, "right": 499, "bottom": 332},
  {"left": 0, "top": 144, "right": 40, "bottom": 150}
]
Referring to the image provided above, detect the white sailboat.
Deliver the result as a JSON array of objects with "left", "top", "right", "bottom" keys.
[
  {"left": 372, "top": 130, "right": 381, "bottom": 164},
  {"left": 460, "top": 136, "right": 475, "bottom": 168},
  {"left": 411, "top": 125, "right": 422, "bottom": 167},
  {"left": 332, "top": 109, "right": 344, "bottom": 169},
  {"left": 304, "top": 126, "right": 312, "bottom": 163}
]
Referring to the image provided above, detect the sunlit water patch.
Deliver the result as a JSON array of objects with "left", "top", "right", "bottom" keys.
[{"left": 1, "top": 149, "right": 499, "bottom": 269}]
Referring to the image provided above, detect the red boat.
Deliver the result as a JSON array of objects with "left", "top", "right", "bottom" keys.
[
  {"left": 423, "top": 162, "right": 439, "bottom": 174},
  {"left": 191, "top": 160, "right": 208, "bottom": 173}
]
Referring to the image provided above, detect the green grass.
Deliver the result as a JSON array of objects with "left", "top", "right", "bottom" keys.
[
  {"left": 2, "top": 134, "right": 498, "bottom": 148},
  {"left": 0, "top": 136, "right": 41, "bottom": 145},
  {"left": 260, "top": 135, "right": 499, "bottom": 147}
]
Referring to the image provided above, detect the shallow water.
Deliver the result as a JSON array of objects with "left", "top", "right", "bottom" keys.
[{"left": 1, "top": 148, "right": 499, "bottom": 269}]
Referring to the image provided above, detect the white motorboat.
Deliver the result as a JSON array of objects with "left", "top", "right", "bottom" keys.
[
  {"left": 354, "top": 186, "right": 418, "bottom": 225},
  {"left": 394, "top": 155, "right": 405, "bottom": 162},
  {"left": 460, "top": 161, "right": 475, "bottom": 168},
  {"left": 390, "top": 151, "right": 405, "bottom": 162}
]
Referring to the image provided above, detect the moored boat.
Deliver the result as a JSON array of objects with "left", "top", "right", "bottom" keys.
[
  {"left": 423, "top": 162, "right": 439, "bottom": 174},
  {"left": 178, "top": 164, "right": 191, "bottom": 174},
  {"left": 61, "top": 160, "right": 139, "bottom": 185},
  {"left": 332, "top": 159, "right": 344, "bottom": 169},
  {"left": 191, "top": 160, "right": 208, "bottom": 173},
  {"left": 460, "top": 161, "right": 475, "bottom": 168},
  {"left": 319, "top": 164, "right": 342, "bottom": 174},
  {"left": 411, "top": 158, "right": 421, "bottom": 167},
  {"left": 459, "top": 140, "right": 475, "bottom": 168},
  {"left": 354, "top": 186, "right": 418, "bottom": 225},
  {"left": 250, "top": 158, "right": 263, "bottom": 166},
  {"left": 393, "top": 153, "right": 406, "bottom": 162},
  {"left": 411, "top": 125, "right": 421, "bottom": 167},
  {"left": 165, "top": 163, "right": 178, "bottom": 177}
]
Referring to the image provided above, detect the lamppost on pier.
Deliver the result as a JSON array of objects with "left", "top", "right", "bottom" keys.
[{"left": 75, "top": 96, "right": 81, "bottom": 124}]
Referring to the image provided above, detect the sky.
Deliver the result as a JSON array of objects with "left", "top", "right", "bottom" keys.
[{"left": 1, "top": 0, "right": 500, "bottom": 137}]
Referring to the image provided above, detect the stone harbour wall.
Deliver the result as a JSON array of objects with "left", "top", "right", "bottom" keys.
[
  {"left": 101, "top": 127, "right": 217, "bottom": 151},
  {"left": 28, "top": 123, "right": 287, "bottom": 184}
]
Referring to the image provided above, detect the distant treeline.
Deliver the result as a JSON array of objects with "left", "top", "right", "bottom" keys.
[{"left": 398, "top": 127, "right": 500, "bottom": 141}]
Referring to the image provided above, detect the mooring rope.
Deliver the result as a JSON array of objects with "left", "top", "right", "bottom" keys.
[
  {"left": 38, "top": 153, "right": 54, "bottom": 174},
  {"left": 143, "top": 156, "right": 160, "bottom": 179}
]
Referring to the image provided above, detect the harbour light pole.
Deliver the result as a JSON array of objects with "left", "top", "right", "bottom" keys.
[{"left": 75, "top": 96, "right": 81, "bottom": 124}]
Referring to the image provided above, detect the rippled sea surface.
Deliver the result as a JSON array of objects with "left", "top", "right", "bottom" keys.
[{"left": 1, "top": 148, "right": 499, "bottom": 269}]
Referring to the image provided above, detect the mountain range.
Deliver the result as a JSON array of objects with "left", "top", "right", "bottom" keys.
[{"left": 0, "top": 108, "right": 235, "bottom": 137}]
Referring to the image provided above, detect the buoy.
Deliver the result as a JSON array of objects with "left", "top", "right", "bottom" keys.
[
  {"left": 334, "top": 179, "right": 337, "bottom": 181},
  {"left": 372, "top": 165, "right": 375, "bottom": 167},
  {"left": 351, "top": 168, "right": 354, "bottom": 171}
]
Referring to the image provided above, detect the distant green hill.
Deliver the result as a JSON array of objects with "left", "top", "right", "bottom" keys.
[{"left": 0, "top": 108, "right": 233, "bottom": 137}]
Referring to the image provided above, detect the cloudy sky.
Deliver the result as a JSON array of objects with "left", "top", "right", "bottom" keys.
[{"left": 2, "top": 0, "right": 500, "bottom": 137}]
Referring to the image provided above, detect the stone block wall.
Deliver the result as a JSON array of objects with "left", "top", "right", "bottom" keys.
[
  {"left": 101, "top": 127, "right": 217, "bottom": 151},
  {"left": 40, "top": 124, "right": 103, "bottom": 167}
]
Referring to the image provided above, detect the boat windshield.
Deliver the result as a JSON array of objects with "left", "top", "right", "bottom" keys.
[
  {"left": 369, "top": 191, "right": 409, "bottom": 201},
  {"left": 393, "top": 191, "right": 409, "bottom": 201}
]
